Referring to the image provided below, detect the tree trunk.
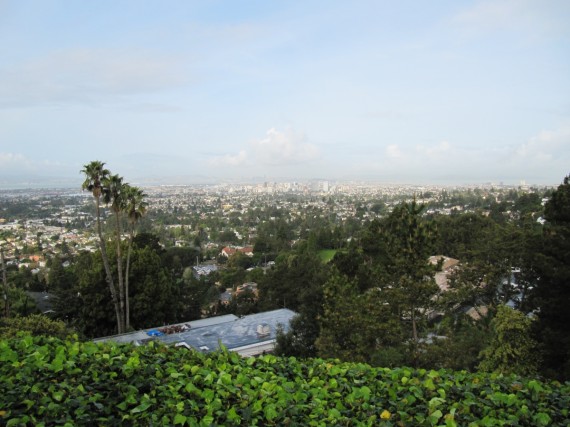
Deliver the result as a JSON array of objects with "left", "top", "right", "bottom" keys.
[
  {"left": 1, "top": 248, "right": 9, "bottom": 317},
  {"left": 411, "top": 309, "right": 418, "bottom": 343},
  {"left": 115, "top": 209, "right": 125, "bottom": 332},
  {"left": 125, "top": 228, "right": 134, "bottom": 331},
  {"left": 96, "top": 196, "right": 123, "bottom": 334},
  {"left": 411, "top": 306, "right": 419, "bottom": 367}
]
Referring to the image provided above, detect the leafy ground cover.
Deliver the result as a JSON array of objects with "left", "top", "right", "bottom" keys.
[{"left": 1, "top": 335, "right": 569, "bottom": 426}]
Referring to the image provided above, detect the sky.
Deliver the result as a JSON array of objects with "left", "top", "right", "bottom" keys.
[{"left": 0, "top": 0, "right": 569, "bottom": 187}]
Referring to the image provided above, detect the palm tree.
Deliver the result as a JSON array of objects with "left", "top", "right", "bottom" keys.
[
  {"left": 81, "top": 161, "right": 123, "bottom": 333},
  {"left": 123, "top": 185, "right": 147, "bottom": 330},
  {"left": 1, "top": 246, "right": 9, "bottom": 317},
  {"left": 103, "top": 174, "right": 127, "bottom": 332}
]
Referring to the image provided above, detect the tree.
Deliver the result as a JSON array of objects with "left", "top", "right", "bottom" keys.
[
  {"left": 128, "top": 246, "right": 177, "bottom": 328},
  {"left": 432, "top": 213, "right": 498, "bottom": 262},
  {"left": 532, "top": 174, "right": 570, "bottom": 380},
  {"left": 416, "top": 315, "right": 491, "bottom": 372},
  {"left": 226, "top": 251, "right": 253, "bottom": 270},
  {"left": 81, "top": 161, "right": 122, "bottom": 333},
  {"left": 1, "top": 246, "right": 9, "bottom": 317},
  {"left": 68, "top": 251, "right": 117, "bottom": 338},
  {"left": 261, "top": 250, "right": 329, "bottom": 358},
  {"left": 479, "top": 305, "right": 540, "bottom": 376},
  {"left": 438, "top": 261, "right": 500, "bottom": 320},
  {"left": 81, "top": 162, "right": 148, "bottom": 334},
  {"left": 0, "top": 314, "right": 74, "bottom": 339},
  {"left": 315, "top": 272, "right": 402, "bottom": 363},
  {"left": 103, "top": 173, "right": 126, "bottom": 332},
  {"left": 123, "top": 185, "right": 147, "bottom": 331},
  {"left": 275, "top": 312, "right": 321, "bottom": 359},
  {"left": 314, "top": 201, "right": 440, "bottom": 365},
  {"left": 379, "top": 201, "right": 439, "bottom": 347},
  {"left": 48, "top": 255, "right": 73, "bottom": 291}
]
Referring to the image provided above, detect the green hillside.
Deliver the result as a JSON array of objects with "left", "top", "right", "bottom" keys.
[{"left": 1, "top": 335, "right": 568, "bottom": 426}]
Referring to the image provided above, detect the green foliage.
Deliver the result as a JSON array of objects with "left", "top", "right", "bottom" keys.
[
  {"left": 258, "top": 251, "right": 328, "bottom": 313},
  {"left": 0, "top": 314, "right": 74, "bottom": 339},
  {"left": 433, "top": 213, "right": 499, "bottom": 262},
  {"left": 316, "top": 273, "right": 402, "bottom": 363},
  {"left": 533, "top": 174, "right": 570, "bottom": 380},
  {"left": 479, "top": 305, "right": 541, "bottom": 376},
  {"left": 416, "top": 316, "right": 491, "bottom": 372},
  {"left": 226, "top": 252, "right": 254, "bottom": 270},
  {"left": 5, "top": 287, "right": 39, "bottom": 317},
  {"left": 1, "top": 335, "right": 569, "bottom": 426},
  {"left": 275, "top": 313, "right": 320, "bottom": 358},
  {"left": 53, "top": 250, "right": 116, "bottom": 338},
  {"left": 49, "top": 238, "right": 213, "bottom": 338},
  {"left": 317, "top": 249, "right": 337, "bottom": 263},
  {"left": 366, "top": 201, "right": 440, "bottom": 349},
  {"left": 259, "top": 250, "right": 329, "bottom": 358}
]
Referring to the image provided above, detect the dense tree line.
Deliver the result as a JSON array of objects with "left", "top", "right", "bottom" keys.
[
  {"left": 2, "top": 168, "right": 568, "bottom": 380},
  {"left": 269, "top": 174, "right": 570, "bottom": 380},
  {"left": 47, "top": 234, "right": 214, "bottom": 338}
]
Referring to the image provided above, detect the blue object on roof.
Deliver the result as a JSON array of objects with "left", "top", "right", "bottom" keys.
[{"left": 94, "top": 309, "right": 297, "bottom": 357}]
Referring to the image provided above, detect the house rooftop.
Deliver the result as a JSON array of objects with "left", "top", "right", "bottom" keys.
[
  {"left": 93, "top": 308, "right": 297, "bottom": 357},
  {"left": 26, "top": 291, "right": 54, "bottom": 314}
]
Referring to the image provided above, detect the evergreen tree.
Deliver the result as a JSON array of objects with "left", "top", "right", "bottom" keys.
[
  {"left": 379, "top": 201, "right": 439, "bottom": 349},
  {"left": 533, "top": 174, "right": 570, "bottom": 380},
  {"left": 262, "top": 250, "right": 329, "bottom": 358},
  {"left": 315, "top": 272, "right": 402, "bottom": 363},
  {"left": 479, "top": 305, "right": 540, "bottom": 376}
]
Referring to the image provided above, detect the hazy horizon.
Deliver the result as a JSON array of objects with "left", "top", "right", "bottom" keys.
[
  {"left": 0, "top": 171, "right": 561, "bottom": 191},
  {"left": 1, "top": 1, "right": 569, "bottom": 186}
]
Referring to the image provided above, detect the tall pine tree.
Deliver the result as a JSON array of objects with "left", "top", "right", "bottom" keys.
[{"left": 533, "top": 174, "right": 570, "bottom": 380}]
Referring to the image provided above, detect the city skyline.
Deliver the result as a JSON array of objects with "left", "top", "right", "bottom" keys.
[{"left": 1, "top": 1, "right": 569, "bottom": 187}]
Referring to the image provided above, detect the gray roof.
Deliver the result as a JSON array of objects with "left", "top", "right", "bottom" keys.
[
  {"left": 94, "top": 309, "right": 297, "bottom": 354},
  {"left": 26, "top": 291, "right": 54, "bottom": 314},
  {"left": 93, "top": 314, "right": 238, "bottom": 345}
]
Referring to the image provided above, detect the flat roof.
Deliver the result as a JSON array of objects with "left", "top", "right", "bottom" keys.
[
  {"left": 94, "top": 309, "right": 297, "bottom": 353},
  {"left": 93, "top": 314, "right": 238, "bottom": 344}
]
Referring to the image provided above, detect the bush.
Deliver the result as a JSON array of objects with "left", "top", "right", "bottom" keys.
[
  {"left": 0, "top": 314, "right": 75, "bottom": 340},
  {"left": 1, "top": 335, "right": 569, "bottom": 426}
]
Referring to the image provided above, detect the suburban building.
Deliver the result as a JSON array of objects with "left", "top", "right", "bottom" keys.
[
  {"left": 220, "top": 246, "right": 254, "bottom": 257},
  {"left": 93, "top": 308, "right": 297, "bottom": 357}
]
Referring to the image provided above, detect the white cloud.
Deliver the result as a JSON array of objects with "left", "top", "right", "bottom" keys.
[
  {"left": 513, "top": 126, "right": 570, "bottom": 163},
  {"left": 0, "top": 153, "right": 32, "bottom": 171},
  {"left": 386, "top": 144, "right": 402, "bottom": 159},
  {"left": 208, "top": 150, "right": 248, "bottom": 167},
  {"left": 0, "top": 152, "right": 72, "bottom": 177},
  {"left": 416, "top": 141, "right": 451, "bottom": 157},
  {"left": 206, "top": 128, "right": 319, "bottom": 172},
  {"left": 249, "top": 128, "right": 319, "bottom": 165},
  {"left": 453, "top": 0, "right": 570, "bottom": 40},
  {"left": 124, "top": 103, "right": 184, "bottom": 113},
  {"left": 0, "top": 48, "right": 187, "bottom": 108}
]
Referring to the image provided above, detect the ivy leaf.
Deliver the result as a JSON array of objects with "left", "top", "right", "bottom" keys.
[
  {"left": 131, "top": 402, "right": 151, "bottom": 414},
  {"left": 264, "top": 403, "right": 278, "bottom": 421},
  {"left": 173, "top": 413, "right": 187, "bottom": 425},
  {"left": 227, "top": 407, "right": 241, "bottom": 424},
  {"left": 534, "top": 412, "right": 551, "bottom": 427}
]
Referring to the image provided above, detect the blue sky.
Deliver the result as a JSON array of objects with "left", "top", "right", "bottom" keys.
[{"left": 0, "top": 0, "right": 569, "bottom": 186}]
